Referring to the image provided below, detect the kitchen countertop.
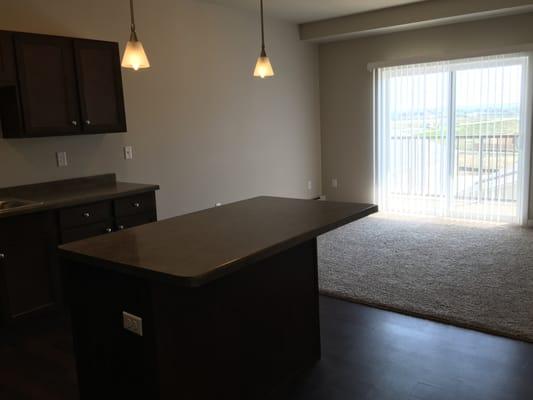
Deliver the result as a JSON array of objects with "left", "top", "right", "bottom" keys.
[
  {"left": 0, "top": 174, "right": 159, "bottom": 219},
  {"left": 59, "top": 196, "right": 377, "bottom": 287}
]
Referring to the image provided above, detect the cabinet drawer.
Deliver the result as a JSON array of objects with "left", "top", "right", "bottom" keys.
[
  {"left": 114, "top": 192, "right": 156, "bottom": 217},
  {"left": 116, "top": 212, "right": 156, "bottom": 231},
  {"left": 61, "top": 220, "right": 115, "bottom": 244},
  {"left": 60, "top": 201, "right": 113, "bottom": 230}
]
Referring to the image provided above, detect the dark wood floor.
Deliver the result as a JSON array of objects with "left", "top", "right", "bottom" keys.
[{"left": 1, "top": 296, "right": 533, "bottom": 400}]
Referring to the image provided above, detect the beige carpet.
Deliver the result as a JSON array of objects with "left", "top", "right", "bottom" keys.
[{"left": 318, "top": 213, "right": 533, "bottom": 342}]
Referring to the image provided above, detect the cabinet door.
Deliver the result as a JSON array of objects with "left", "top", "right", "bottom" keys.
[
  {"left": 74, "top": 39, "right": 126, "bottom": 134},
  {"left": 14, "top": 33, "right": 81, "bottom": 136},
  {"left": 0, "top": 31, "right": 23, "bottom": 138},
  {"left": 0, "top": 213, "right": 55, "bottom": 322},
  {"left": 0, "top": 31, "right": 16, "bottom": 85}
]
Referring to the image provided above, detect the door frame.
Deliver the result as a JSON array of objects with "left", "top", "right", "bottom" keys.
[{"left": 519, "top": 53, "right": 532, "bottom": 226}]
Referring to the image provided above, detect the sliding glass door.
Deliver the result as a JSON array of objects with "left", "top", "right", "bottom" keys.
[{"left": 375, "top": 54, "right": 530, "bottom": 223}]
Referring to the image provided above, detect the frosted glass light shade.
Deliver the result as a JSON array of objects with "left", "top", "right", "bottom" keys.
[
  {"left": 253, "top": 56, "right": 274, "bottom": 79},
  {"left": 121, "top": 37, "right": 150, "bottom": 71}
]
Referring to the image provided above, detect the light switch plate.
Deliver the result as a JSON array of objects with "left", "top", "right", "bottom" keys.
[
  {"left": 124, "top": 145, "right": 133, "bottom": 160},
  {"left": 56, "top": 151, "right": 68, "bottom": 167},
  {"left": 123, "top": 311, "right": 143, "bottom": 336},
  {"left": 332, "top": 178, "right": 338, "bottom": 188}
]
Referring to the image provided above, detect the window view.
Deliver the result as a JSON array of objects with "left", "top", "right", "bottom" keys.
[{"left": 375, "top": 55, "right": 529, "bottom": 223}]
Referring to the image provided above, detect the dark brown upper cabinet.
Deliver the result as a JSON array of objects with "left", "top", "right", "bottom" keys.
[
  {"left": 74, "top": 39, "right": 126, "bottom": 133},
  {"left": 0, "top": 31, "right": 22, "bottom": 135},
  {"left": 14, "top": 33, "right": 81, "bottom": 136},
  {"left": 0, "top": 31, "right": 16, "bottom": 85},
  {"left": 0, "top": 31, "right": 127, "bottom": 138}
]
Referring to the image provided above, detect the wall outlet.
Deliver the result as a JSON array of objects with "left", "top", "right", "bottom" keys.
[
  {"left": 56, "top": 151, "right": 68, "bottom": 167},
  {"left": 124, "top": 145, "right": 133, "bottom": 160},
  {"left": 308, "top": 180, "right": 313, "bottom": 191},
  {"left": 332, "top": 178, "right": 338, "bottom": 188},
  {"left": 123, "top": 311, "right": 143, "bottom": 336}
]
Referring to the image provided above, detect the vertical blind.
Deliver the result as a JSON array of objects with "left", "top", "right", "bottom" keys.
[{"left": 375, "top": 54, "right": 531, "bottom": 224}]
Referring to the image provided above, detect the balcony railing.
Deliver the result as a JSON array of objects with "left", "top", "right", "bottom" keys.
[{"left": 388, "top": 134, "right": 519, "bottom": 204}]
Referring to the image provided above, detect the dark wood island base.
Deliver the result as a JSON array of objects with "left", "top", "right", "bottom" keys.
[
  {"left": 60, "top": 197, "right": 377, "bottom": 399},
  {"left": 64, "top": 239, "right": 320, "bottom": 399}
]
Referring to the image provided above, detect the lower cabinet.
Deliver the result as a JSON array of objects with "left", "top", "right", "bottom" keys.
[
  {"left": 0, "top": 191, "right": 157, "bottom": 325},
  {"left": 61, "top": 220, "right": 115, "bottom": 244},
  {"left": 116, "top": 212, "right": 156, "bottom": 231},
  {"left": 0, "top": 212, "right": 56, "bottom": 322},
  {"left": 60, "top": 193, "right": 157, "bottom": 244}
]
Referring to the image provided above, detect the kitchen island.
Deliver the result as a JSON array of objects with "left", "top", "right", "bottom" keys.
[{"left": 59, "top": 196, "right": 377, "bottom": 399}]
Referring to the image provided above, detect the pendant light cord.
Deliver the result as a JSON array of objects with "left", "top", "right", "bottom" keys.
[
  {"left": 130, "top": 0, "right": 136, "bottom": 33},
  {"left": 260, "top": 0, "right": 266, "bottom": 55}
]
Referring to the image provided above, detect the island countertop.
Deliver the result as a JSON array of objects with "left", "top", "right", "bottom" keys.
[{"left": 58, "top": 196, "right": 377, "bottom": 287}]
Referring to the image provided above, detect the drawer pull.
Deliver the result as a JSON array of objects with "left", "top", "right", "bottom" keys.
[
  {"left": 133, "top": 202, "right": 141, "bottom": 208},
  {"left": 83, "top": 212, "right": 91, "bottom": 218},
  {"left": 105, "top": 227, "right": 113, "bottom": 233}
]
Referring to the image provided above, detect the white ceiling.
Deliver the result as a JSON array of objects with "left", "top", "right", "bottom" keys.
[{"left": 203, "top": 0, "right": 430, "bottom": 23}]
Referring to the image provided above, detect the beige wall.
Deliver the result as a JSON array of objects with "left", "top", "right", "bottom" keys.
[
  {"left": 319, "top": 12, "right": 533, "bottom": 216},
  {"left": 0, "top": 0, "right": 321, "bottom": 219}
]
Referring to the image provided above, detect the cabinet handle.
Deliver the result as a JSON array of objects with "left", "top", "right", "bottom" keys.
[
  {"left": 85, "top": 120, "right": 91, "bottom": 125},
  {"left": 71, "top": 120, "right": 78, "bottom": 126},
  {"left": 118, "top": 225, "right": 125, "bottom": 230},
  {"left": 83, "top": 212, "right": 91, "bottom": 218},
  {"left": 133, "top": 202, "right": 141, "bottom": 208},
  {"left": 105, "top": 227, "right": 113, "bottom": 233}
]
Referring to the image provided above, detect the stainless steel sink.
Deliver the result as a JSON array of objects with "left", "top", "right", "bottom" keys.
[{"left": 0, "top": 199, "right": 42, "bottom": 212}]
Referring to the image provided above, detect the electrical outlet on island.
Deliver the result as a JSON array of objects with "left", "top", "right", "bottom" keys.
[{"left": 56, "top": 151, "right": 68, "bottom": 167}]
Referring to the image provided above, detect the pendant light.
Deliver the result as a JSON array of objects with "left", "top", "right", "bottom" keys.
[
  {"left": 121, "top": 0, "right": 150, "bottom": 71},
  {"left": 253, "top": 0, "right": 274, "bottom": 78}
]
